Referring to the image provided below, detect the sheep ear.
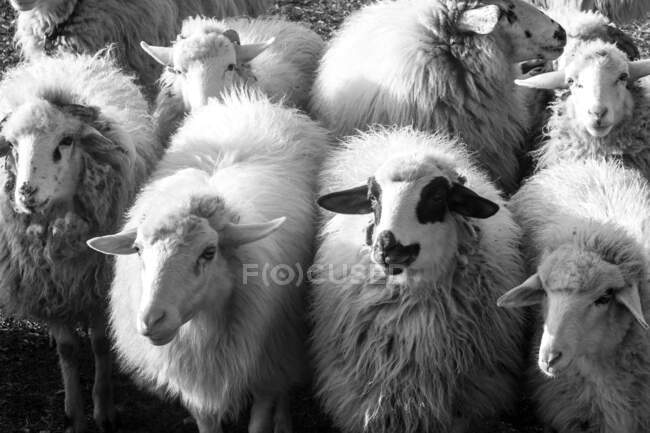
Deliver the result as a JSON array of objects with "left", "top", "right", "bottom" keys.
[
  {"left": 497, "top": 274, "right": 545, "bottom": 308},
  {"left": 457, "top": 5, "right": 501, "bottom": 35},
  {"left": 616, "top": 283, "right": 649, "bottom": 330},
  {"left": 223, "top": 29, "right": 241, "bottom": 45},
  {"left": 221, "top": 217, "right": 286, "bottom": 247},
  {"left": 515, "top": 70, "right": 568, "bottom": 89},
  {"left": 87, "top": 228, "right": 138, "bottom": 255},
  {"left": 629, "top": 59, "right": 650, "bottom": 81},
  {"left": 317, "top": 185, "right": 372, "bottom": 215},
  {"left": 140, "top": 41, "right": 173, "bottom": 67},
  {"left": 448, "top": 183, "right": 499, "bottom": 219},
  {"left": 236, "top": 38, "right": 274, "bottom": 64}
]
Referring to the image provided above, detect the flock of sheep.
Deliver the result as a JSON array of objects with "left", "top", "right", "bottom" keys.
[{"left": 1, "top": 0, "right": 649, "bottom": 433}]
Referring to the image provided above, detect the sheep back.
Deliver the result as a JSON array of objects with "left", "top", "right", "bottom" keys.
[
  {"left": 311, "top": 128, "right": 526, "bottom": 433},
  {"left": 110, "top": 89, "right": 330, "bottom": 418},
  {"left": 0, "top": 53, "right": 160, "bottom": 323}
]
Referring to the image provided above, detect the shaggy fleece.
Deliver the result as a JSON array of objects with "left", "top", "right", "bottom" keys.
[
  {"left": 110, "top": 89, "right": 330, "bottom": 419},
  {"left": 512, "top": 159, "right": 650, "bottom": 433},
  {"left": 311, "top": 128, "right": 526, "bottom": 433},
  {"left": 0, "top": 53, "right": 161, "bottom": 323}
]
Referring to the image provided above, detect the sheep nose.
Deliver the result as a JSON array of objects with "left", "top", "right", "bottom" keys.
[
  {"left": 139, "top": 308, "right": 167, "bottom": 335},
  {"left": 373, "top": 230, "right": 421, "bottom": 274},
  {"left": 588, "top": 106, "right": 608, "bottom": 120},
  {"left": 553, "top": 26, "right": 566, "bottom": 44}
]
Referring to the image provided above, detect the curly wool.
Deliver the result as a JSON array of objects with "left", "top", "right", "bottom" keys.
[
  {"left": 0, "top": 53, "right": 161, "bottom": 322},
  {"left": 110, "top": 89, "right": 330, "bottom": 418},
  {"left": 12, "top": 0, "right": 271, "bottom": 98},
  {"left": 534, "top": 83, "right": 650, "bottom": 179},
  {"left": 311, "top": 128, "right": 526, "bottom": 433},
  {"left": 154, "top": 17, "right": 324, "bottom": 144},
  {"left": 511, "top": 159, "right": 650, "bottom": 432}
]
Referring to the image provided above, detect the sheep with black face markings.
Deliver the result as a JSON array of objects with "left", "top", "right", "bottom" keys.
[
  {"left": 310, "top": 0, "right": 567, "bottom": 193},
  {"left": 498, "top": 159, "right": 650, "bottom": 433},
  {"left": 516, "top": 41, "right": 650, "bottom": 178},
  {"left": 143, "top": 16, "right": 324, "bottom": 144},
  {"left": 311, "top": 127, "right": 526, "bottom": 433},
  {"left": 88, "top": 89, "right": 330, "bottom": 433},
  {"left": 0, "top": 53, "right": 162, "bottom": 433},
  {"left": 10, "top": 0, "right": 272, "bottom": 99}
]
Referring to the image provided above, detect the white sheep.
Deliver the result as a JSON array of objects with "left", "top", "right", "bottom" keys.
[
  {"left": 498, "top": 159, "right": 650, "bottom": 433},
  {"left": 87, "top": 89, "right": 330, "bottom": 433},
  {"left": 527, "top": 0, "right": 650, "bottom": 24},
  {"left": 10, "top": 0, "right": 271, "bottom": 99},
  {"left": 311, "top": 127, "right": 526, "bottom": 433},
  {"left": 310, "top": 0, "right": 567, "bottom": 194},
  {"left": 516, "top": 41, "right": 650, "bottom": 178},
  {"left": 143, "top": 16, "right": 324, "bottom": 144},
  {"left": 0, "top": 52, "right": 162, "bottom": 433}
]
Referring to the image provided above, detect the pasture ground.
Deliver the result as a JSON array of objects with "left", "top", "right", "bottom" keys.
[{"left": 0, "top": 1, "right": 649, "bottom": 432}]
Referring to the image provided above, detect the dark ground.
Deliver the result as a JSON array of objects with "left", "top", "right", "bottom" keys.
[{"left": 0, "top": 1, "right": 649, "bottom": 432}]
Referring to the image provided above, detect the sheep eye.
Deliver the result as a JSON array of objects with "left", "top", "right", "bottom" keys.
[
  {"left": 133, "top": 244, "right": 141, "bottom": 256},
  {"left": 227, "top": 64, "right": 236, "bottom": 72},
  {"left": 567, "top": 77, "right": 574, "bottom": 85},
  {"left": 59, "top": 136, "right": 73, "bottom": 147},
  {"left": 594, "top": 288, "right": 614, "bottom": 306},
  {"left": 618, "top": 73, "right": 629, "bottom": 82},
  {"left": 200, "top": 246, "right": 216, "bottom": 261}
]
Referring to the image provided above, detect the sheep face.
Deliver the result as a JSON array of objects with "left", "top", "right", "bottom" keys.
[
  {"left": 142, "top": 21, "right": 273, "bottom": 112},
  {"left": 498, "top": 245, "right": 649, "bottom": 377},
  {"left": 318, "top": 157, "right": 498, "bottom": 276},
  {"left": 1, "top": 100, "right": 91, "bottom": 215},
  {"left": 478, "top": 0, "right": 566, "bottom": 62},
  {"left": 87, "top": 195, "right": 285, "bottom": 346}
]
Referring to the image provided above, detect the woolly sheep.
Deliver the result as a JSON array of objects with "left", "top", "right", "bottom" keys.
[
  {"left": 498, "top": 159, "right": 650, "bottom": 433},
  {"left": 142, "top": 16, "right": 324, "bottom": 144},
  {"left": 0, "top": 53, "right": 162, "bottom": 433},
  {"left": 312, "top": 128, "right": 526, "bottom": 433},
  {"left": 516, "top": 41, "right": 650, "bottom": 177},
  {"left": 527, "top": 0, "right": 650, "bottom": 23},
  {"left": 87, "top": 89, "right": 330, "bottom": 433},
  {"left": 10, "top": 0, "right": 271, "bottom": 98},
  {"left": 310, "top": 0, "right": 567, "bottom": 193}
]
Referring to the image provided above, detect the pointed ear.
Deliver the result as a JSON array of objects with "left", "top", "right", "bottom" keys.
[
  {"left": 87, "top": 228, "right": 138, "bottom": 255},
  {"left": 222, "top": 29, "right": 241, "bottom": 45},
  {"left": 236, "top": 38, "right": 274, "bottom": 64},
  {"left": 497, "top": 274, "right": 545, "bottom": 308},
  {"left": 616, "top": 283, "right": 649, "bottom": 330},
  {"left": 220, "top": 217, "right": 286, "bottom": 247},
  {"left": 515, "top": 70, "right": 568, "bottom": 89},
  {"left": 629, "top": 59, "right": 650, "bottom": 81},
  {"left": 317, "top": 185, "right": 372, "bottom": 215},
  {"left": 457, "top": 5, "right": 501, "bottom": 35},
  {"left": 140, "top": 41, "right": 173, "bottom": 67},
  {"left": 448, "top": 183, "right": 499, "bottom": 219}
]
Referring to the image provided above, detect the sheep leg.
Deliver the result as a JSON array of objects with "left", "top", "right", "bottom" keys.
[
  {"left": 272, "top": 393, "right": 292, "bottom": 433},
  {"left": 248, "top": 392, "right": 274, "bottom": 433},
  {"left": 191, "top": 411, "right": 223, "bottom": 433},
  {"left": 49, "top": 322, "right": 87, "bottom": 433},
  {"left": 88, "top": 313, "right": 117, "bottom": 432}
]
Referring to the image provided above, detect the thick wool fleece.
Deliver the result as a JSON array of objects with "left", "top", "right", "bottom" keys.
[
  {"left": 511, "top": 159, "right": 650, "bottom": 433},
  {"left": 110, "top": 89, "right": 330, "bottom": 419},
  {"left": 13, "top": 0, "right": 271, "bottom": 98},
  {"left": 534, "top": 83, "right": 650, "bottom": 180},
  {"left": 0, "top": 53, "right": 161, "bottom": 322},
  {"left": 311, "top": 128, "right": 526, "bottom": 433}
]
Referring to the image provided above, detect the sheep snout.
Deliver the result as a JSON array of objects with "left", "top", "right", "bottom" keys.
[
  {"left": 137, "top": 306, "right": 180, "bottom": 346},
  {"left": 538, "top": 332, "right": 570, "bottom": 377},
  {"left": 372, "top": 230, "right": 421, "bottom": 274}
]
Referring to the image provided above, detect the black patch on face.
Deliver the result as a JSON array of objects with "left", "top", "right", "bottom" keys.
[
  {"left": 524, "top": 30, "right": 532, "bottom": 38},
  {"left": 504, "top": 9, "right": 518, "bottom": 24},
  {"left": 416, "top": 177, "right": 449, "bottom": 224},
  {"left": 368, "top": 176, "right": 382, "bottom": 224}
]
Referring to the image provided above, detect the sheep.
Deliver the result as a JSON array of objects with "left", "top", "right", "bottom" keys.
[
  {"left": 310, "top": 0, "right": 567, "bottom": 194},
  {"left": 515, "top": 41, "right": 650, "bottom": 178},
  {"left": 86, "top": 89, "right": 330, "bottom": 433},
  {"left": 497, "top": 159, "right": 650, "bottom": 433},
  {"left": 0, "top": 52, "right": 162, "bottom": 433},
  {"left": 142, "top": 16, "right": 324, "bottom": 144},
  {"left": 526, "top": 0, "right": 650, "bottom": 24},
  {"left": 10, "top": 0, "right": 272, "bottom": 99},
  {"left": 311, "top": 127, "right": 527, "bottom": 433}
]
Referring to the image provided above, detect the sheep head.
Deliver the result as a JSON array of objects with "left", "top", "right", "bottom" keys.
[
  {"left": 141, "top": 18, "right": 274, "bottom": 112},
  {"left": 88, "top": 192, "right": 285, "bottom": 346},
  {"left": 318, "top": 155, "right": 498, "bottom": 278},
  {"left": 457, "top": 0, "right": 566, "bottom": 63},
  {"left": 515, "top": 41, "right": 650, "bottom": 138},
  {"left": 0, "top": 99, "right": 111, "bottom": 215},
  {"left": 498, "top": 244, "right": 648, "bottom": 377}
]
